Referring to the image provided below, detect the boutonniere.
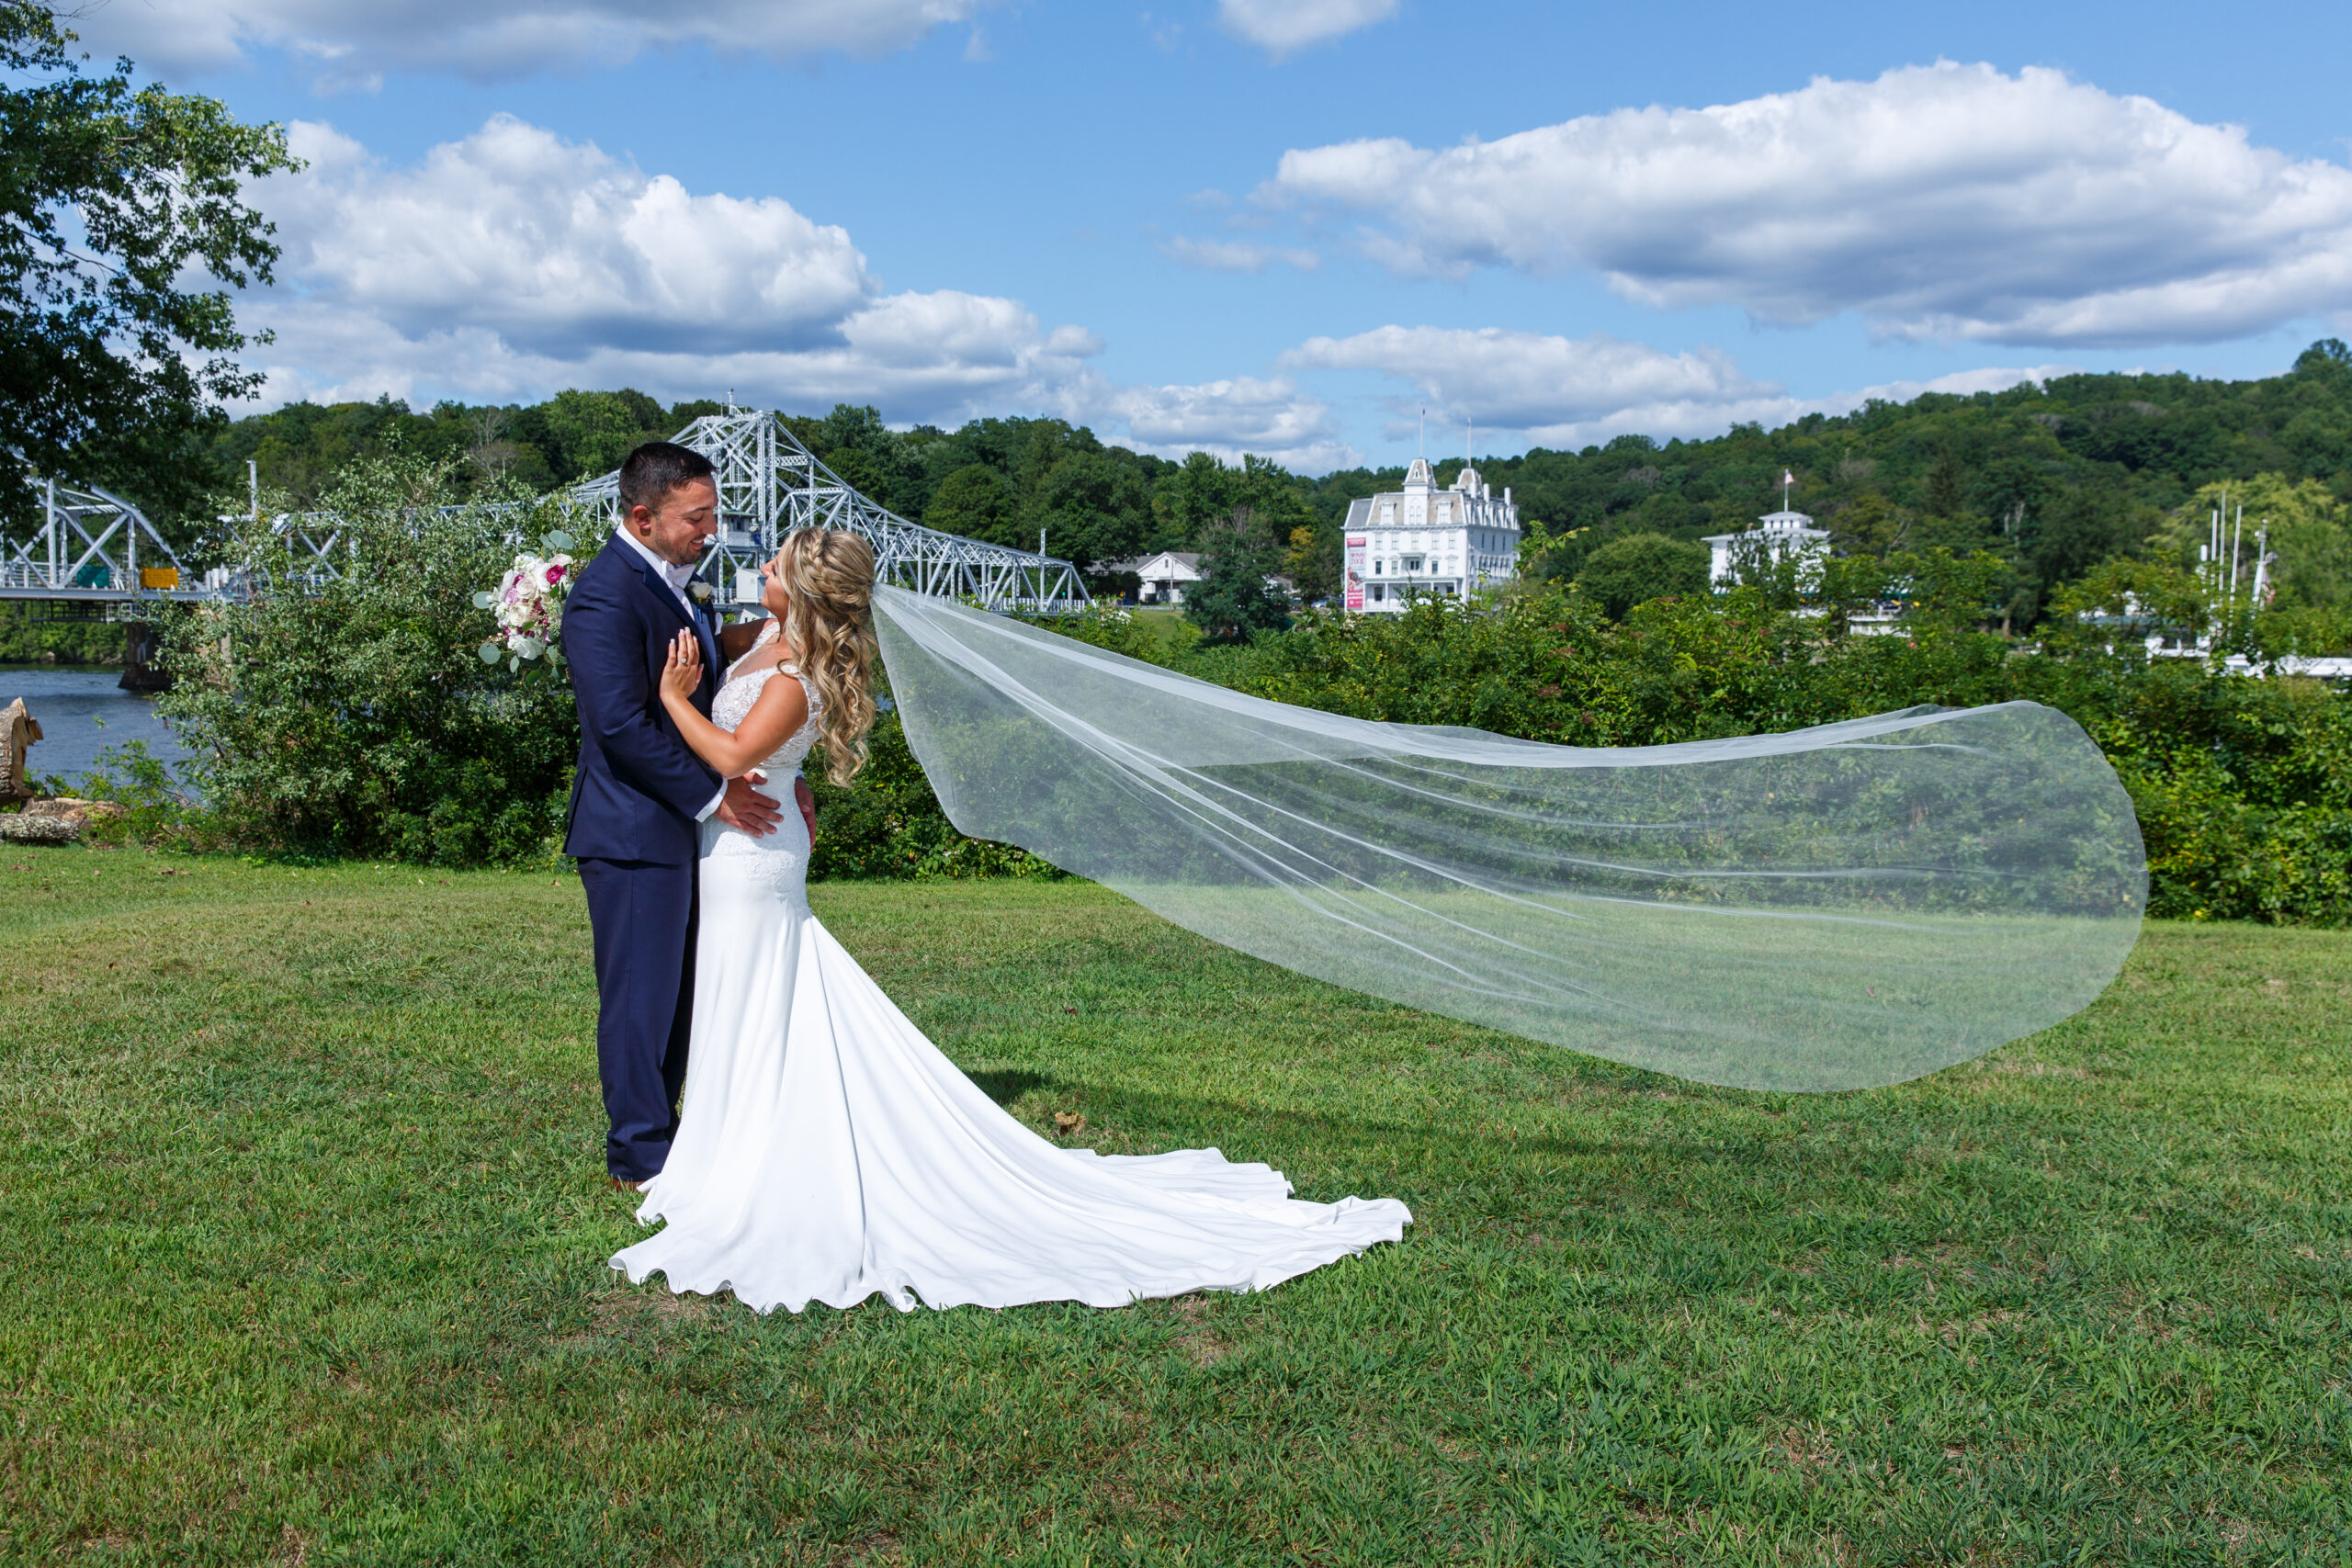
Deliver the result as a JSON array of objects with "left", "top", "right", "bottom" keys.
[{"left": 688, "top": 580, "right": 714, "bottom": 604}]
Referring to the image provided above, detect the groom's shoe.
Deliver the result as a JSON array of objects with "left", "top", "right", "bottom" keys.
[{"left": 612, "top": 1177, "right": 644, "bottom": 1192}]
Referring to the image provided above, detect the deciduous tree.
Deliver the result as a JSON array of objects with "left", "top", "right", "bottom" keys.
[{"left": 0, "top": 4, "right": 295, "bottom": 525}]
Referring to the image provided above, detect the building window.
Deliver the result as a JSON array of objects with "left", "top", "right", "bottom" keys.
[{"left": 1401, "top": 554, "right": 1424, "bottom": 573}]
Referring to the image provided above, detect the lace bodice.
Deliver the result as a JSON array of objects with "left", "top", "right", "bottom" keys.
[{"left": 710, "top": 619, "right": 823, "bottom": 776}]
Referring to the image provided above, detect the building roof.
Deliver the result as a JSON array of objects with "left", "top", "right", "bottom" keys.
[
  {"left": 1702, "top": 508, "right": 1830, "bottom": 547},
  {"left": 1102, "top": 551, "right": 1203, "bottom": 576}
]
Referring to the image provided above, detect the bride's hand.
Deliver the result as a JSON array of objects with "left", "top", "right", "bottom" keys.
[{"left": 660, "top": 629, "right": 702, "bottom": 703}]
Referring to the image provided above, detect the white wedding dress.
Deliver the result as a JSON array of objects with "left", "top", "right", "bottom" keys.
[{"left": 611, "top": 623, "right": 1410, "bottom": 1313}]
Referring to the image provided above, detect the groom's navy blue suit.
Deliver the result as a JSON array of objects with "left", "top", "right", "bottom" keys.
[{"left": 562, "top": 539, "right": 724, "bottom": 1181}]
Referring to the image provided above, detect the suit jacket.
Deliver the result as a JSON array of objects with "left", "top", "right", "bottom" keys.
[{"left": 561, "top": 542, "right": 724, "bottom": 865}]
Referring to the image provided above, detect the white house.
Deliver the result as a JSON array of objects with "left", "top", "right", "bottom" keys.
[
  {"left": 1340, "top": 457, "right": 1521, "bottom": 614},
  {"left": 1109, "top": 550, "right": 1204, "bottom": 605},
  {"left": 1702, "top": 508, "right": 1831, "bottom": 590}
]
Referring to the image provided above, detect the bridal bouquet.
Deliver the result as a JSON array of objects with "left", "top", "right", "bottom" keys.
[{"left": 475, "top": 529, "right": 578, "bottom": 672}]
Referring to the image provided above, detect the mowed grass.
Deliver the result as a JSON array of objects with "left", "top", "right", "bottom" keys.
[{"left": 1, "top": 852, "right": 2346, "bottom": 1566}]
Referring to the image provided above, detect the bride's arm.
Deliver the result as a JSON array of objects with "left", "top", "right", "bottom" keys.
[{"left": 658, "top": 630, "right": 811, "bottom": 778}]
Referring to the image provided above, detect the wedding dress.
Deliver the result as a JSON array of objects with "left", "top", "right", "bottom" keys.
[{"left": 610, "top": 621, "right": 1410, "bottom": 1313}]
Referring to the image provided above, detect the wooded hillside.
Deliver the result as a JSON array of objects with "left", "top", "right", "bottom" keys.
[{"left": 178, "top": 339, "right": 2352, "bottom": 630}]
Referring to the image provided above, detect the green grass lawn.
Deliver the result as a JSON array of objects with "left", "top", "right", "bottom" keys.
[
  {"left": 3, "top": 852, "right": 2346, "bottom": 1564},
  {"left": 1122, "top": 604, "right": 1194, "bottom": 658}
]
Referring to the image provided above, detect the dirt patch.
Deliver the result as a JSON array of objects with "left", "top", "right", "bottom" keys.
[
  {"left": 1936, "top": 1309, "right": 2028, "bottom": 1345},
  {"left": 552, "top": 1286, "right": 721, "bottom": 1348},
  {"left": 832, "top": 1529, "right": 903, "bottom": 1564},
  {"left": 1770, "top": 1423, "right": 1839, "bottom": 1472},
  {"left": 1167, "top": 1294, "right": 1234, "bottom": 1367}
]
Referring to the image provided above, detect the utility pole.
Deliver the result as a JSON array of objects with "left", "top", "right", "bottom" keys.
[{"left": 2229, "top": 503, "right": 2244, "bottom": 603}]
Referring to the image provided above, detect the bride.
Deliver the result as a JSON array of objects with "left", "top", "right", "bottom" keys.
[{"left": 611, "top": 526, "right": 1410, "bottom": 1313}]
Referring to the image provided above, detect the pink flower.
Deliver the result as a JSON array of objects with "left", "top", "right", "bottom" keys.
[{"left": 544, "top": 563, "right": 566, "bottom": 585}]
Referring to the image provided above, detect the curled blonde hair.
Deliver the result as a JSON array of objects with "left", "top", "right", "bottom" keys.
[{"left": 774, "top": 527, "right": 879, "bottom": 786}]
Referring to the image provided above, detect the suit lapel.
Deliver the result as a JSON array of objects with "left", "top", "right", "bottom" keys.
[{"left": 631, "top": 558, "right": 720, "bottom": 697}]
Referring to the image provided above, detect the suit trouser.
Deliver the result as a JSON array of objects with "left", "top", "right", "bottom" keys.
[{"left": 577, "top": 856, "right": 696, "bottom": 1181}]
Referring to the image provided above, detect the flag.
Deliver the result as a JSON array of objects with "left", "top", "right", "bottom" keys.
[{"left": 1781, "top": 468, "right": 1794, "bottom": 487}]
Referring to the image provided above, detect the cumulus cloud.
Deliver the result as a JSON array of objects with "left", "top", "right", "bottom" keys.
[
  {"left": 1284, "top": 324, "right": 2071, "bottom": 448},
  {"left": 1216, "top": 0, "right": 1396, "bottom": 57},
  {"left": 1265, "top": 62, "right": 2352, "bottom": 347},
  {"left": 242, "top": 117, "right": 1098, "bottom": 421},
  {"left": 74, "top": 0, "right": 998, "bottom": 82},
  {"left": 1155, "top": 235, "right": 1320, "bottom": 274},
  {"left": 234, "top": 116, "right": 1351, "bottom": 468},
  {"left": 1082, "top": 375, "right": 1353, "bottom": 470}
]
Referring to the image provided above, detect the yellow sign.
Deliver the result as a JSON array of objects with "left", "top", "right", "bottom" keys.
[{"left": 140, "top": 567, "right": 179, "bottom": 590}]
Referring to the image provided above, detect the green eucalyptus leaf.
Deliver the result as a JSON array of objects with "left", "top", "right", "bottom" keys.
[{"left": 478, "top": 644, "right": 503, "bottom": 664}]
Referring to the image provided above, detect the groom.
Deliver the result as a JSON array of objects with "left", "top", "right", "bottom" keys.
[{"left": 563, "top": 440, "right": 816, "bottom": 1189}]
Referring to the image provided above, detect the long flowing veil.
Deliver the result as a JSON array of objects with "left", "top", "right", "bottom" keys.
[{"left": 869, "top": 587, "right": 2146, "bottom": 1092}]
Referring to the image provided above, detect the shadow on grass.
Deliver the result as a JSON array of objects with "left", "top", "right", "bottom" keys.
[{"left": 962, "top": 1066, "right": 1051, "bottom": 1105}]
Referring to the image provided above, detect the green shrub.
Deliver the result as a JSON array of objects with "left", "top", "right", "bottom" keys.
[
  {"left": 1571, "top": 531, "right": 1711, "bottom": 619},
  {"left": 805, "top": 711, "right": 1061, "bottom": 882},
  {"left": 155, "top": 454, "right": 578, "bottom": 865}
]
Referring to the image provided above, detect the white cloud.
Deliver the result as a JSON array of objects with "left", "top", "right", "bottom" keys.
[
  {"left": 1265, "top": 62, "right": 2352, "bottom": 347},
  {"left": 243, "top": 117, "right": 1098, "bottom": 421},
  {"left": 272, "top": 118, "right": 874, "bottom": 356},
  {"left": 1083, "top": 375, "right": 1353, "bottom": 470},
  {"left": 1216, "top": 0, "right": 1396, "bottom": 58},
  {"left": 1284, "top": 324, "right": 2073, "bottom": 448},
  {"left": 1156, "top": 236, "right": 1320, "bottom": 274},
  {"left": 74, "top": 0, "right": 1000, "bottom": 82},
  {"left": 235, "top": 116, "right": 1351, "bottom": 468}
]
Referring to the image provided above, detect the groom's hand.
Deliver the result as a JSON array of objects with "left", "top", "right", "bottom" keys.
[
  {"left": 718, "top": 773, "right": 783, "bottom": 837},
  {"left": 795, "top": 776, "right": 818, "bottom": 844}
]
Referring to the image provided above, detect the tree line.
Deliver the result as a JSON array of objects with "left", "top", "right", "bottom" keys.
[{"left": 173, "top": 340, "right": 2352, "bottom": 638}]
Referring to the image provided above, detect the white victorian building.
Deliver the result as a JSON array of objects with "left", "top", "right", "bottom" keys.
[
  {"left": 1340, "top": 457, "right": 1521, "bottom": 613},
  {"left": 1702, "top": 508, "right": 1832, "bottom": 590}
]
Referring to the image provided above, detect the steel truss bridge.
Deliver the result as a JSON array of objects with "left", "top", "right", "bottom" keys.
[
  {"left": 566, "top": 410, "right": 1086, "bottom": 613},
  {"left": 0, "top": 410, "right": 1089, "bottom": 617}
]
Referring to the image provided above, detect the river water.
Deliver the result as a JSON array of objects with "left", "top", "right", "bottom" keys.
[{"left": 0, "top": 668, "right": 196, "bottom": 789}]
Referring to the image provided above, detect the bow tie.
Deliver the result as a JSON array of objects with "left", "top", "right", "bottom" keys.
[{"left": 664, "top": 563, "right": 697, "bottom": 595}]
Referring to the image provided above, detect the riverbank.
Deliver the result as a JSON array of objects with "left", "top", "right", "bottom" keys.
[
  {"left": 5, "top": 862, "right": 2345, "bottom": 1562},
  {"left": 0, "top": 605, "right": 125, "bottom": 668}
]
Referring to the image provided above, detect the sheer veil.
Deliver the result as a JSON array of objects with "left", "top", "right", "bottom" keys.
[{"left": 869, "top": 587, "right": 2146, "bottom": 1093}]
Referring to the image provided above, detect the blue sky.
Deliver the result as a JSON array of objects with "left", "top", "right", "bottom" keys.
[{"left": 95, "top": 0, "right": 2352, "bottom": 471}]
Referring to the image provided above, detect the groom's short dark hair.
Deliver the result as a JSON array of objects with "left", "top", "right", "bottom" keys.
[{"left": 618, "top": 442, "right": 717, "bottom": 513}]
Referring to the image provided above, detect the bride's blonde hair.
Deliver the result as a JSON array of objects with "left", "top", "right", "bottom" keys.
[{"left": 775, "top": 527, "right": 879, "bottom": 786}]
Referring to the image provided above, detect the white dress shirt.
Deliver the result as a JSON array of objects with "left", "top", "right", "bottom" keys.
[{"left": 611, "top": 526, "right": 726, "bottom": 822}]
